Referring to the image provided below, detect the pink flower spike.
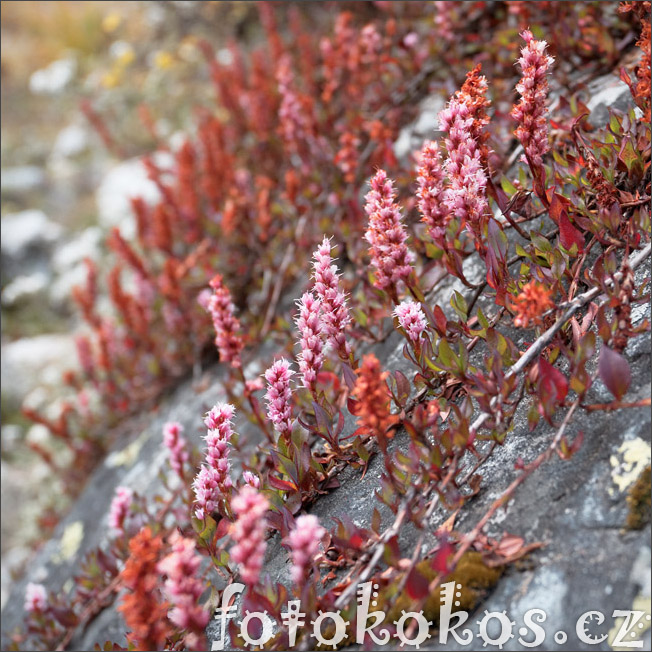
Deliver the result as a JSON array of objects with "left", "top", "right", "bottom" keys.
[
  {"left": 205, "top": 274, "right": 244, "bottom": 369},
  {"left": 163, "top": 421, "right": 189, "bottom": 477},
  {"left": 157, "top": 533, "right": 209, "bottom": 646},
  {"left": 312, "top": 236, "right": 351, "bottom": 361},
  {"left": 439, "top": 96, "right": 488, "bottom": 234},
  {"left": 24, "top": 583, "right": 47, "bottom": 613},
  {"left": 193, "top": 403, "right": 235, "bottom": 519},
  {"left": 394, "top": 300, "right": 427, "bottom": 343},
  {"left": 511, "top": 30, "right": 554, "bottom": 168},
  {"left": 416, "top": 140, "right": 449, "bottom": 241},
  {"left": 285, "top": 514, "right": 326, "bottom": 586},
  {"left": 364, "top": 169, "right": 415, "bottom": 295},
  {"left": 230, "top": 486, "right": 269, "bottom": 586},
  {"left": 108, "top": 486, "right": 133, "bottom": 534},
  {"left": 264, "top": 358, "right": 295, "bottom": 439},
  {"left": 295, "top": 292, "right": 324, "bottom": 395}
]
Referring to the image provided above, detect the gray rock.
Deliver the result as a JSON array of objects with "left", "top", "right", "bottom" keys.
[
  {"left": 394, "top": 93, "right": 446, "bottom": 160},
  {"left": 586, "top": 73, "right": 635, "bottom": 128}
]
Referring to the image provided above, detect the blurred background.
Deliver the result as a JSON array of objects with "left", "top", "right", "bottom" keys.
[{"left": 1, "top": 0, "right": 350, "bottom": 607}]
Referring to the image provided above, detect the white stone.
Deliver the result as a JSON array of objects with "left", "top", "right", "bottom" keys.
[
  {"left": 0, "top": 334, "right": 78, "bottom": 405},
  {"left": 1, "top": 272, "right": 49, "bottom": 306},
  {"left": 52, "top": 227, "right": 102, "bottom": 274},
  {"left": 0, "top": 210, "right": 62, "bottom": 258},
  {"left": 29, "top": 57, "right": 76, "bottom": 95},
  {"left": 49, "top": 261, "right": 91, "bottom": 308},
  {"left": 0, "top": 166, "right": 45, "bottom": 194},
  {"left": 95, "top": 154, "right": 172, "bottom": 238},
  {"left": 51, "top": 124, "right": 89, "bottom": 160}
]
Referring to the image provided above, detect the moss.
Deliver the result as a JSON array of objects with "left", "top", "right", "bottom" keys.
[
  {"left": 310, "top": 552, "right": 503, "bottom": 650},
  {"left": 626, "top": 465, "right": 651, "bottom": 530},
  {"left": 386, "top": 552, "right": 503, "bottom": 624}
]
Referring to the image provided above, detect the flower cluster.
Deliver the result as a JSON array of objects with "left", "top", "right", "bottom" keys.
[
  {"left": 295, "top": 292, "right": 324, "bottom": 395},
  {"left": 192, "top": 403, "right": 235, "bottom": 520},
  {"left": 108, "top": 486, "right": 133, "bottom": 535},
  {"left": 157, "top": 534, "right": 208, "bottom": 649},
  {"left": 394, "top": 300, "right": 427, "bottom": 343},
  {"left": 439, "top": 94, "right": 488, "bottom": 236},
  {"left": 511, "top": 30, "right": 554, "bottom": 168},
  {"left": 206, "top": 274, "right": 244, "bottom": 369},
  {"left": 312, "top": 236, "right": 351, "bottom": 361},
  {"left": 264, "top": 358, "right": 295, "bottom": 440},
  {"left": 456, "top": 64, "right": 491, "bottom": 163},
  {"left": 230, "top": 486, "right": 269, "bottom": 586},
  {"left": 364, "top": 169, "right": 415, "bottom": 296},
  {"left": 162, "top": 421, "right": 189, "bottom": 478},
  {"left": 352, "top": 354, "right": 394, "bottom": 445},
  {"left": 118, "top": 527, "right": 172, "bottom": 651},
  {"left": 285, "top": 514, "right": 326, "bottom": 586},
  {"left": 511, "top": 281, "right": 554, "bottom": 328}
]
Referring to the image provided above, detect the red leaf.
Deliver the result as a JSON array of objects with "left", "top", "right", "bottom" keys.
[
  {"left": 538, "top": 357, "right": 569, "bottom": 404},
  {"left": 317, "top": 370, "right": 340, "bottom": 392},
  {"left": 268, "top": 475, "right": 297, "bottom": 492},
  {"left": 430, "top": 537, "right": 455, "bottom": 574},
  {"left": 548, "top": 191, "right": 570, "bottom": 223},
  {"left": 214, "top": 516, "right": 231, "bottom": 541},
  {"left": 406, "top": 566, "right": 430, "bottom": 600},
  {"left": 599, "top": 346, "right": 631, "bottom": 400},
  {"left": 558, "top": 211, "right": 584, "bottom": 253},
  {"left": 433, "top": 304, "right": 448, "bottom": 336}
]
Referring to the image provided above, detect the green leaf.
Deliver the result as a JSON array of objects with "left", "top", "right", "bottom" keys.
[
  {"left": 500, "top": 176, "right": 517, "bottom": 195},
  {"left": 450, "top": 290, "right": 468, "bottom": 320}
]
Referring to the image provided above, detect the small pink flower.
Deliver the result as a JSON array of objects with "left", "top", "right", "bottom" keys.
[
  {"left": 24, "top": 583, "right": 47, "bottom": 613},
  {"left": 197, "top": 288, "right": 212, "bottom": 311},
  {"left": 312, "top": 237, "right": 351, "bottom": 361},
  {"left": 245, "top": 378, "right": 264, "bottom": 394},
  {"left": 230, "top": 486, "right": 269, "bottom": 586},
  {"left": 242, "top": 471, "right": 260, "bottom": 489},
  {"left": 163, "top": 421, "right": 189, "bottom": 477},
  {"left": 285, "top": 514, "right": 326, "bottom": 585},
  {"left": 205, "top": 274, "right": 243, "bottom": 369},
  {"left": 264, "top": 358, "right": 295, "bottom": 438},
  {"left": 108, "top": 486, "right": 133, "bottom": 534},
  {"left": 158, "top": 533, "right": 209, "bottom": 646},
  {"left": 511, "top": 30, "right": 554, "bottom": 168},
  {"left": 394, "top": 300, "right": 427, "bottom": 343},
  {"left": 295, "top": 292, "right": 324, "bottom": 395},
  {"left": 364, "top": 169, "right": 415, "bottom": 295}
]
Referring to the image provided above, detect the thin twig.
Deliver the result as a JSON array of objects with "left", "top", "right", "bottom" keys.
[{"left": 469, "top": 243, "right": 651, "bottom": 438}]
